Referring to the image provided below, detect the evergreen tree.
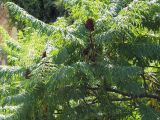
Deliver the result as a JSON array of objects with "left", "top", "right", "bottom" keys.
[{"left": 0, "top": 0, "right": 160, "bottom": 119}]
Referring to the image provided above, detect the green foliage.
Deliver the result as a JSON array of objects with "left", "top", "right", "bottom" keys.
[
  {"left": 0, "top": 0, "right": 160, "bottom": 119},
  {"left": 6, "top": 2, "right": 57, "bottom": 35}
]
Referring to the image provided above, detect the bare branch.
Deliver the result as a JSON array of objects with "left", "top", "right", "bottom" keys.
[{"left": 87, "top": 86, "right": 160, "bottom": 101}]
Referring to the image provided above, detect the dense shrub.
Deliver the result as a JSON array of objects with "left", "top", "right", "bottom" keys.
[{"left": 0, "top": 0, "right": 160, "bottom": 119}]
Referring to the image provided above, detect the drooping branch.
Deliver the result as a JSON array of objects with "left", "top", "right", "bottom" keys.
[
  {"left": 145, "top": 66, "right": 160, "bottom": 69},
  {"left": 112, "top": 91, "right": 159, "bottom": 100},
  {"left": 111, "top": 97, "right": 133, "bottom": 102},
  {"left": 107, "top": 87, "right": 160, "bottom": 100},
  {"left": 5, "top": 2, "right": 57, "bottom": 35},
  {"left": 87, "top": 86, "right": 160, "bottom": 101}
]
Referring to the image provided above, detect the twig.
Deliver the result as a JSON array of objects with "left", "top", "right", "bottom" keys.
[
  {"left": 87, "top": 86, "right": 160, "bottom": 101},
  {"left": 141, "top": 70, "right": 147, "bottom": 93},
  {"left": 145, "top": 66, "right": 160, "bottom": 69}
]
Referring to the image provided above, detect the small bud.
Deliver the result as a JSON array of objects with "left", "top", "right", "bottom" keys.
[
  {"left": 85, "top": 18, "right": 94, "bottom": 31},
  {"left": 42, "top": 51, "right": 47, "bottom": 58}
]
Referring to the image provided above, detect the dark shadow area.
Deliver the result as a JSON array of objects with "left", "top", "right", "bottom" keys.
[{"left": 11, "top": 0, "right": 65, "bottom": 23}]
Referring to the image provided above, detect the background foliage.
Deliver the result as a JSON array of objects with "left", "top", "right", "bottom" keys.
[
  {"left": 0, "top": 0, "right": 160, "bottom": 120},
  {"left": 1, "top": 0, "right": 65, "bottom": 23}
]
